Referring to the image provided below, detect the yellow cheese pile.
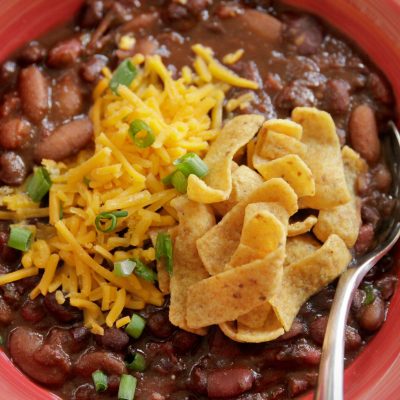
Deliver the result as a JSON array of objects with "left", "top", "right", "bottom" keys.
[{"left": 0, "top": 45, "right": 258, "bottom": 335}]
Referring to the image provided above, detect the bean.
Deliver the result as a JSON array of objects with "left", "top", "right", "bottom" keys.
[
  {"left": 0, "top": 92, "right": 21, "bottom": 118},
  {"left": 147, "top": 310, "right": 175, "bottom": 338},
  {"left": 44, "top": 292, "right": 83, "bottom": 323},
  {"left": 135, "top": 37, "right": 159, "bottom": 57},
  {"left": 21, "top": 297, "right": 45, "bottom": 323},
  {"left": 207, "top": 367, "right": 254, "bottom": 398},
  {"left": 34, "top": 118, "right": 93, "bottom": 162},
  {"left": 47, "top": 38, "right": 82, "bottom": 68},
  {"left": 349, "top": 104, "right": 380, "bottom": 163},
  {"left": 80, "top": 55, "right": 107, "bottom": 83},
  {"left": 172, "top": 330, "right": 200, "bottom": 354},
  {"left": 276, "top": 338, "right": 321, "bottom": 365},
  {"left": 375, "top": 275, "right": 397, "bottom": 300},
  {"left": 355, "top": 224, "right": 374, "bottom": 255},
  {"left": 18, "top": 41, "right": 46, "bottom": 65},
  {"left": 371, "top": 163, "right": 392, "bottom": 193},
  {"left": 95, "top": 327, "right": 129, "bottom": 352},
  {"left": 0, "top": 295, "right": 12, "bottom": 325},
  {"left": 188, "top": 366, "right": 207, "bottom": 395},
  {"left": 0, "top": 118, "right": 30, "bottom": 150},
  {"left": 0, "top": 230, "right": 19, "bottom": 263},
  {"left": 70, "top": 326, "right": 91, "bottom": 353},
  {"left": 19, "top": 65, "right": 49, "bottom": 123},
  {"left": 0, "top": 151, "right": 26, "bottom": 186},
  {"left": 357, "top": 296, "right": 385, "bottom": 331},
  {"left": 275, "top": 81, "right": 316, "bottom": 110},
  {"left": 73, "top": 384, "right": 100, "bottom": 400},
  {"left": 323, "top": 79, "right": 351, "bottom": 114},
  {"left": 9, "top": 327, "right": 71, "bottom": 386},
  {"left": 80, "top": 0, "right": 104, "bottom": 28},
  {"left": 368, "top": 73, "right": 393, "bottom": 104},
  {"left": 287, "top": 371, "right": 317, "bottom": 397},
  {"left": 74, "top": 351, "right": 127, "bottom": 377},
  {"left": 277, "top": 319, "right": 306, "bottom": 341},
  {"left": 52, "top": 73, "right": 83, "bottom": 119}
]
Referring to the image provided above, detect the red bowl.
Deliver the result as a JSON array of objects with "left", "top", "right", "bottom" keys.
[{"left": 0, "top": 0, "right": 399, "bottom": 399}]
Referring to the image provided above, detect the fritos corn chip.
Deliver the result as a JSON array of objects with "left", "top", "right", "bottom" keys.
[
  {"left": 313, "top": 146, "right": 367, "bottom": 247},
  {"left": 187, "top": 114, "right": 264, "bottom": 203},
  {"left": 169, "top": 196, "right": 215, "bottom": 334},
  {"left": 197, "top": 178, "right": 298, "bottom": 276},
  {"left": 292, "top": 108, "right": 351, "bottom": 209},
  {"left": 285, "top": 234, "right": 321, "bottom": 266},
  {"left": 288, "top": 215, "right": 318, "bottom": 237}
]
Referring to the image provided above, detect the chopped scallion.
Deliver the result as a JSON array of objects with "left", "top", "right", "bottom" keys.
[
  {"left": 114, "top": 259, "right": 136, "bottom": 277},
  {"left": 171, "top": 170, "right": 188, "bottom": 193},
  {"left": 110, "top": 59, "right": 138, "bottom": 94},
  {"left": 173, "top": 152, "right": 209, "bottom": 178},
  {"left": 95, "top": 210, "right": 128, "bottom": 233},
  {"left": 125, "top": 314, "right": 146, "bottom": 339},
  {"left": 8, "top": 226, "right": 32, "bottom": 251},
  {"left": 362, "top": 284, "right": 376, "bottom": 306},
  {"left": 129, "top": 120, "right": 155, "bottom": 148},
  {"left": 155, "top": 232, "right": 173, "bottom": 276},
  {"left": 132, "top": 259, "right": 157, "bottom": 283},
  {"left": 118, "top": 374, "right": 137, "bottom": 400},
  {"left": 26, "top": 167, "right": 52, "bottom": 202},
  {"left": 126, "top": 352, "right": 146, "bottom": 372},
  {"left": 92, "top": 370, "right": 108, "bottom": 392},
  {"left": 161, "top": 172, "right": 174, "bottom": 186}
]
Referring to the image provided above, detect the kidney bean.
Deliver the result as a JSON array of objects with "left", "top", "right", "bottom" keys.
[
  {"left": 283, "top": 15, "right": 324, "bottom": 55},
  {"left": 188, "top": 366, "right": 208, "bottom": 395},
  {"left": 0, "top": 61, "right": 18, "bottom": 87},
  {"left": 34, "top": 118, "right": 93, "bottom": 162},
  {"left": 254, "top": 369, "right": 286, "bottom": 390},
  {"left": 207, "top": 367, "right": 254, "bottom": 398},
  {"left": 172, "top": 330, "right": 200, "bottom": 354},
  {"left": 9, "top": 327, "right": 71, "bottom": 386},
  {"left": 52, "top": 73, "right": 83, "bottom": 119},
  {"left": 107, "top": 375, "right": 121, "bottom": 394},
  {"left": 74, "top": 351, "right": 127, "bottom": 377},
  {"left": 349, "top": 104, "right": 380, "bottom": 164},
  {"left": 361, "top": 203, "right": 380, "bottom": 227},
  {"left": 147, "top": 310, "right": 175, "bottom": 338},
  {"left": 0, "top": 295, "right": 12, "bottom": 325},
  {"left": 375, "top": 275, "right": 397, "bottom": 300},
  {"left": 0, "top": 231, "right": 19, "bottom": 263},
  {"left": 287, "top": 371, "right": 317, "bottom": 397},
  {"left": 44, "top": 292, "right": 83, "bottom": 323},
  {"left": 208, "top": 328, "right": 241, "bottom": 358},
  {"left": 371, "top": 163, "right": 392, "bottom": 193},
  {"left": 215, "top": 2, "right": 243, "bottom": 19},
  {"left": 0, "top": 151, "right": 27, "bottom": 186},
  {"left": 0, "top": 118, "right": 30, "bottom": 150},
  {"left": 368, "top": 73, "right": 393, "bottom": 104},
  {"left": 80, "top": 55, "right": 107, "bottom": 83},
  {"left": 277, "top": 319, "right": 306, "bottom": 341},
  {"left": 355, "top": 224, "right": 374, "bottom": 255},
  {"left": 2, "top": 282, "right": 21, "bottom": 305},
  {"left": 73, "top": 383, "right": 100, "bottom": 400},
  {"left": 48, "top": 38, "right": 82, "bottom": 68},
  {"left": 18, "top": 41, "right": 47, "bottom": 65},
  {"left": 276, "top": 339, "right": 321, "bottom": 365},
  {"left": 323, "top": 79, "right": 351, "bottom": 114},
  {"left": 95, "top": 327, "right": 129, "bottom": 352},
  {"left": 80, "top": 0, "right": 104, "bottom": 28},
  {"left": 357, "top": 296, "right": 385, "bottom": 331},
  {"left": 310, "top": 316, "right": 362, "bottom": 351},
  {"left": 21, "top": 297, "right": 46, "bottom": 323},
  {"left": 275, "top": 81, "right": 316, "bottom": 110},
  {"left": 19, "top": 65, "right": 49, "bottom": 123},
  {"left": 70, "top": 326, "right": 91, "bottom": 353}
]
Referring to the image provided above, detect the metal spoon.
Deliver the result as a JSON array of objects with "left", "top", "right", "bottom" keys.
[{"left": 314, "top": 121, "right": 400, "bottom": 400}]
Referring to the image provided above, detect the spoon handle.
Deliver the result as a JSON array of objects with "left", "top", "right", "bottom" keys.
[{"left": 314, "top": 266, "right": 366, "bottom": 400}]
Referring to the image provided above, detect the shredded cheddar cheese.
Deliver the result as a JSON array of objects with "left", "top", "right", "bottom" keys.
[{"left": 0, "top": 44, "right": 258, "bottom": 334}]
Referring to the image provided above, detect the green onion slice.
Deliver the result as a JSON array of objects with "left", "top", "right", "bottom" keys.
[
  {"left": 125, "top": 314, "right": 146, "bottom": 339},
  {"left": 362, "top": 284, "right": 376, "bottom": 306},
  {"left": 114, "top": 259, "right": 136, "bottom": 277},
  {"left": 173, "top": 152, "right": 208, "bottom": 178},
  {"left": 171, "top": 170, "right": 188, "bottom": 194},
  {"left": 26, "top": 167, "right": 52, "bottom": 202},
  {"left": 118, "top": 374, "right": 137, "bottom": 400},
  {"left": 92, "top": 370, "right": 108, "bottom": 392},
  {"left": 126, "top": 352, "right": 146, "bottom": 372},
  {"left": 132, "top": 259, "right": 157, "bottom": 283},
  {"left": 95, "top": 210, "right": 128, "bottom": 233},
  {"left": 110, "top": 59, "right": 138, "bottom": 95},
  {"left": 161, "top": 172, "right": 174, "bottom": 186},
  {"left": 8, "top": 226, "right": 32, "bottom": 251},
  {"left": 155, "top": 232, "right": 173, "bottom": 276},
  {"left": 129, "top": 120, "right": 155, "bottom": 148}
]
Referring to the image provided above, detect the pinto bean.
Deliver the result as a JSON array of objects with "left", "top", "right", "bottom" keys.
[
  {"left": 357, "top": 296, "right": 385, "bottom": 331},
  {"left": 19, "top": 65, "right": 49, "bottom": 123},
  {"left": 0, "top": 118, "right": 30, "bottom": 150},
  {"left": 349, "top": 105, "right": 380, "bottom": 163},
  {"left": 34, "top": 118, "right": 93, "bottom": 162},
  {"left": 44, "top": 292, "right": 83, "bottom": 323},
  {"left": 48, "top": 38, "right": 82, "bottom": 68},
  {"left": 74, "top": 351, "right": 127, "bottom": 377},
  {"left": 9, "top": 327, "right": 71, "bottom": 386},
  {"left": 207, "top": 367, "right": 254, "bottom": 398},
  {"left": 21, "top": 297, "right": 45, "bottom": 323},
  {"left": 52, "top": 74, "right": 83, "bottom": 119},
  {"left": 0, "top": 295, "right": 12, "bottom": 325},
  {"left": 95, "top": 328, "right": 129, "bottom": 352},
  {"left": 0, "top": 151, "right": 26, "bottom": 186},
  {"left": 147, "top": 310, "right": 175, "bottom": 338}
]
